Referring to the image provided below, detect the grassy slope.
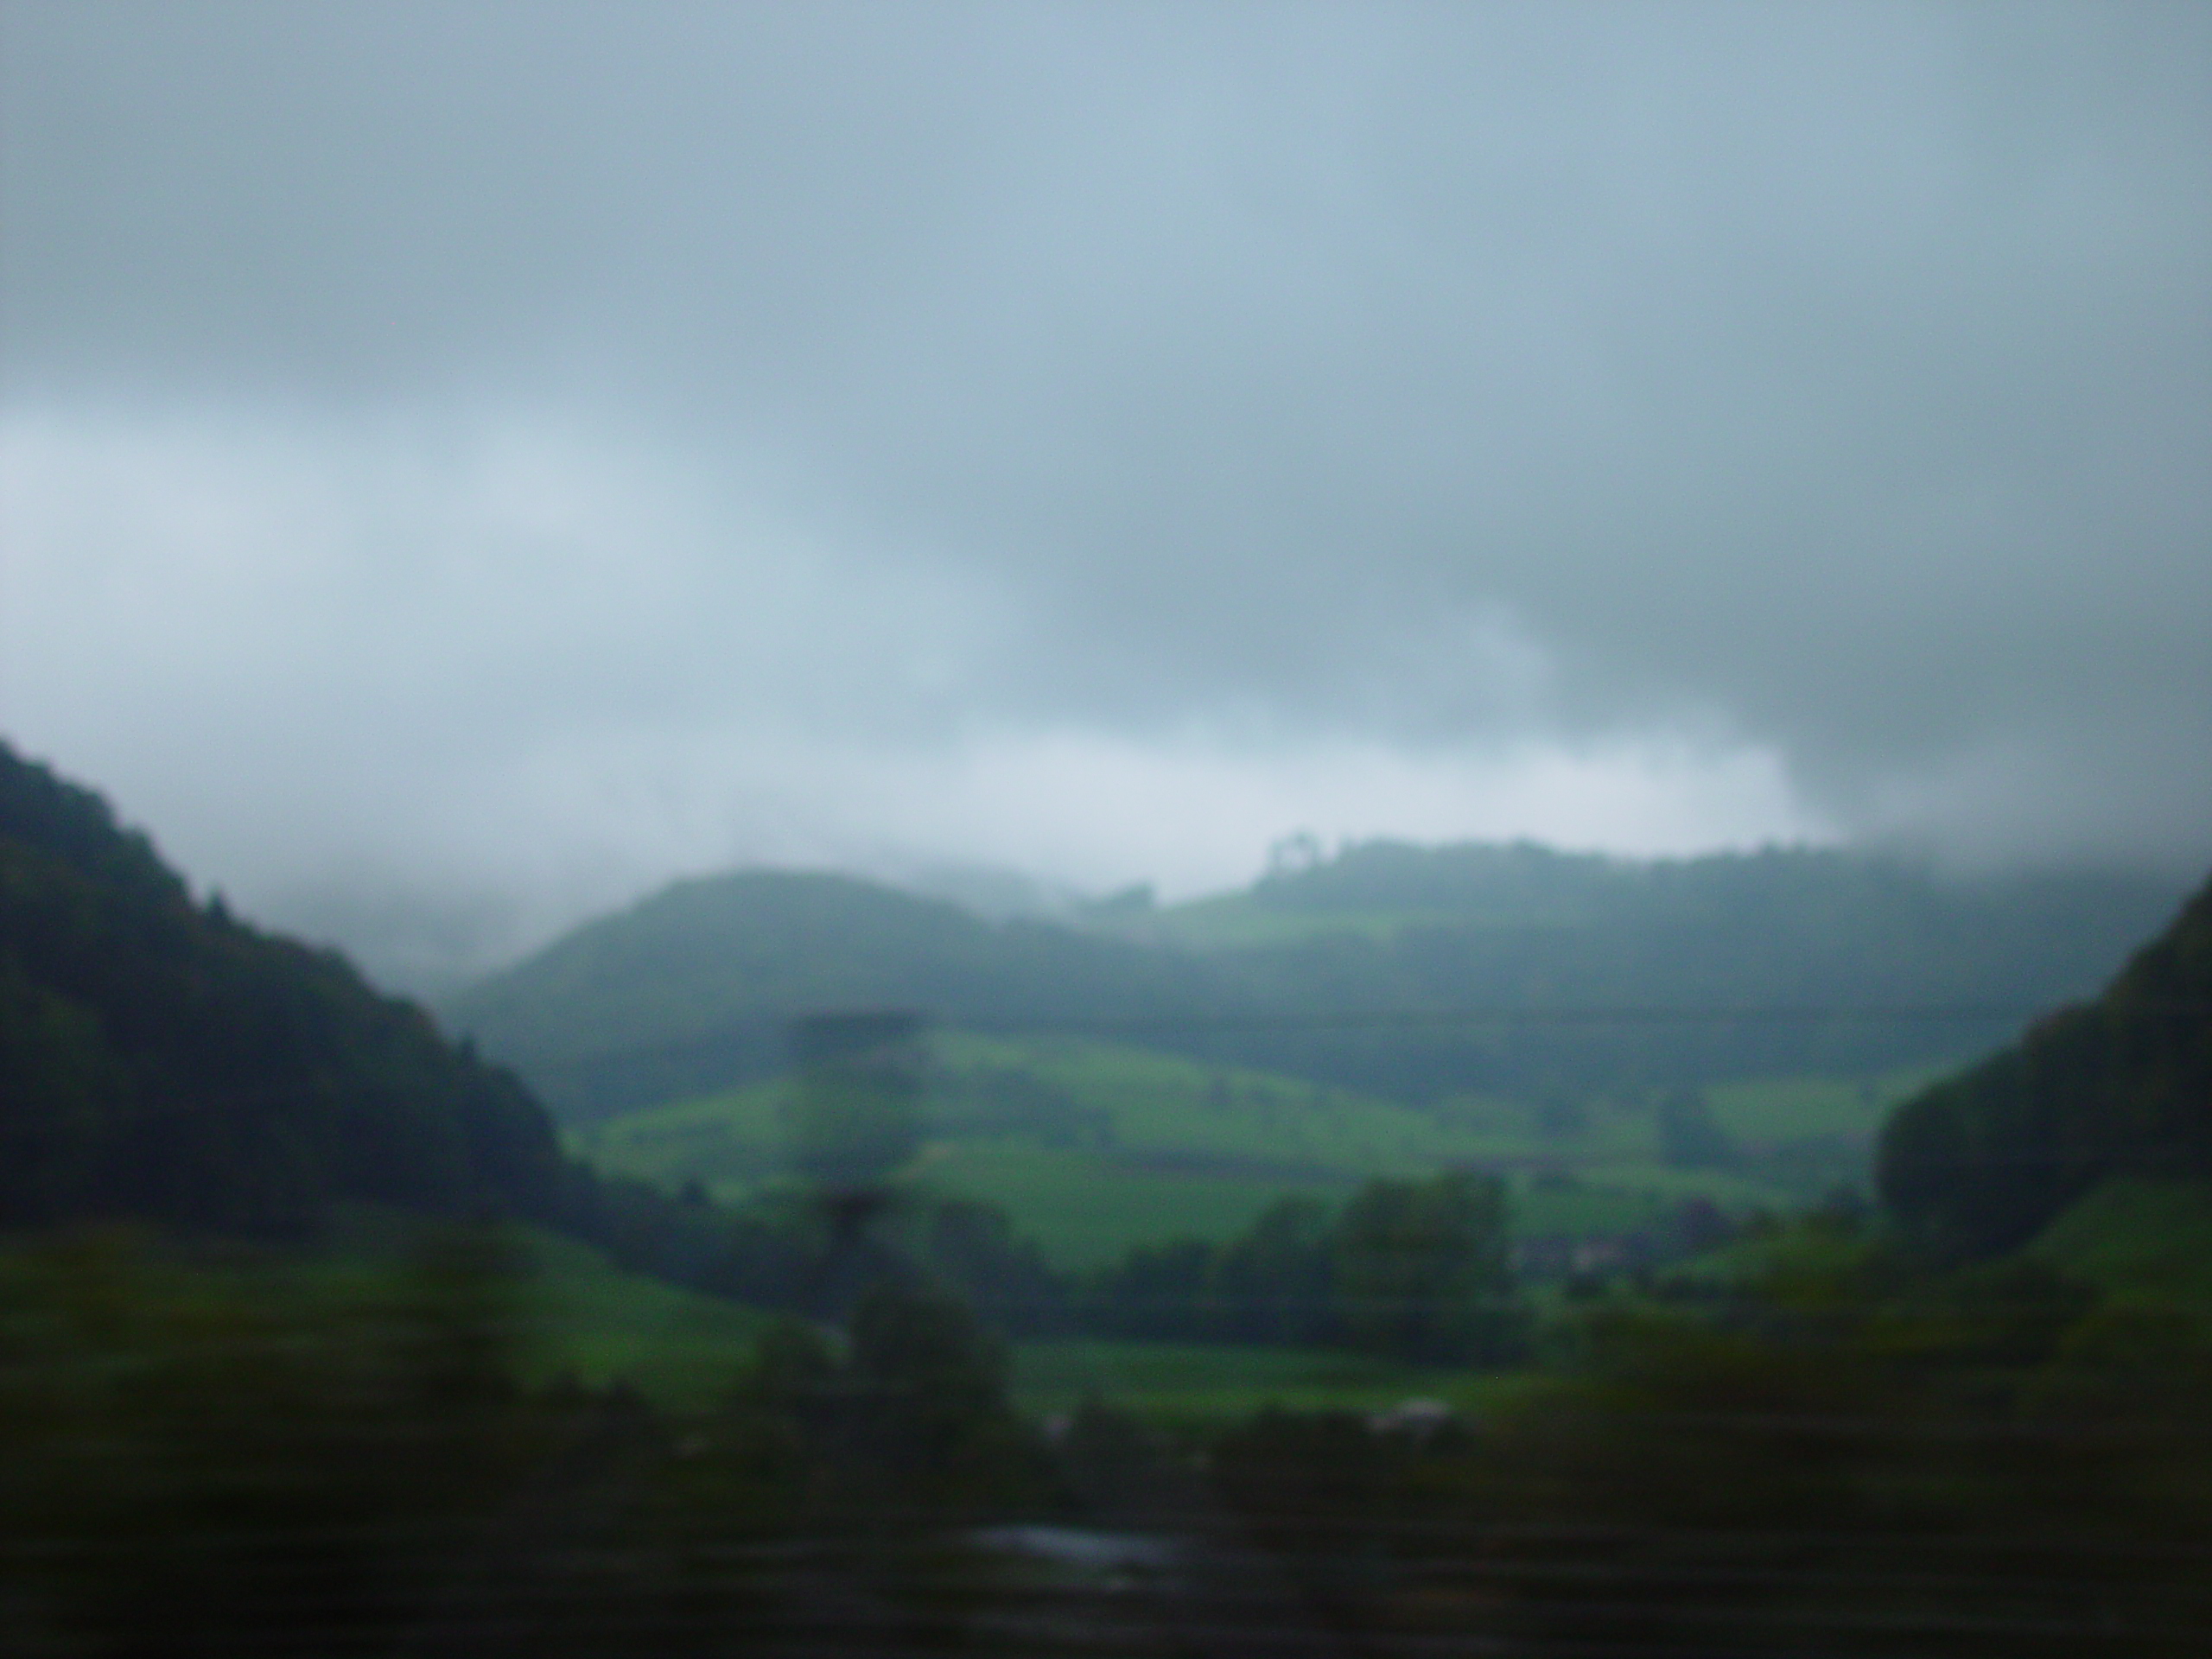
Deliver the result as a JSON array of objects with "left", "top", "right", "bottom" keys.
[
  {"left": 2026, "top": 1176, "right": 2212, "bottom": 1311},
  {"left": 505, "top": 1229, "right": 779, "bottom": 1408},
  {"left": 304, "top": 1209, "right": 779, "bottom": 1411},
  {"left": 572, "top": 1033, "right": 1920, "bottom": 1268},
  {"left": 1704, "top": 1064, "right": 1951, "bottom": 1146}
]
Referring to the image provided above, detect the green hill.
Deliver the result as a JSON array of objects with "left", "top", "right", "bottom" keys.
[
  {"left": 1153, "top": 842, "right": 2179, "bottom": 1105},
  {"left": 447, "top": 869, "right": 1221, "bottom": 1122},
  {"left": 1878, "top": 871, "right": 2211, "bottom": 1260},
  {"left": 452, "top": 843, "right": 2177, "bottom": 1128}
]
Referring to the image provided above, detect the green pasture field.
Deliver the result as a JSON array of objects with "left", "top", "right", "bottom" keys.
[
  {"left": 270, "top": 1209, "right": 779, "bottom": 1414},
  {"left": 1011, "top": 1337, "right": 1537, "bottom": 1427},
  {"left": 0, "top": 1217, "right": 778, "bottom": 1419},
  {"left": 572, "top": 1077, "right": 787, "bottom": 1196},
  {"left": 944, "top": 1032, "right": 1455, "bottom": 1166},
  {"left": 500, "top": 1229, "right": 779, "bottom": 1409},
  {"left": 2028, "top": 1177, "right": 2212, "bottom": 1312},
  {"left": 569, "top": 1030, "right": 1932, "bottom": 1266},
  {"left": 573, "top": 1031, "right": 1516, "bottom": 1189},
  {"left": 909, "top": 1142, "right": 1350, "bottom": 1270},
  {"left": 1703, "top": 1063, "right": 1955, "bottom": 1147}
]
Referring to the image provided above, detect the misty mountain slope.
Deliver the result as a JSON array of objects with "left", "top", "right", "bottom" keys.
[
  {"left": 1878, "top": 869, "right": 2212, "bottom": 1262},
  {"left": 445, "top": 870, "right": 1224, "bottom": 1121},
  {"left": 457, "top": 845, "right": 2183, "bottom": 1123},
  {"left": 1128, "top": 842, "right": 2184, "bottom": 1103},
  {"left": 1150, "top": 840, "right": 2174, "bottom": 983},
  {"left": 0, "top": 740, "right": 576, "bottom": 1237}
]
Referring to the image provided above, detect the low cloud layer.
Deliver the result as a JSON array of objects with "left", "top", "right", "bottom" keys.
[{"left": 3, "top": 3, "right": 2206, "bottom": 986}]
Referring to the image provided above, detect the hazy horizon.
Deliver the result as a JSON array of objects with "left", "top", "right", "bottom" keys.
[{"left": 4, "top": 3, "right": 2206, "bottom": 988}]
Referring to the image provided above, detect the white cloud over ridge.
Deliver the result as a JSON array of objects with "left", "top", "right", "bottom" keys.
[
  {"left": 1, "top": 407, "right": 1824, "bottom": 983},
  {"left": 3, "top": 4, "right": 2206, "bottom": 986}
]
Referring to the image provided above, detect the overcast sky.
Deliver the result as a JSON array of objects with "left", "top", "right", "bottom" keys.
[{"left": 3, "top": 1, "right": 2207, "bottom": 988}]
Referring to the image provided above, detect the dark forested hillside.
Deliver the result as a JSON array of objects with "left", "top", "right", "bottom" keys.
[
  {"left": 0, "top": 741, "right": 579, "bottom": 1237},
  {"left": 1879, "top": 871, "right": 2212, "bottom": 1261},
  {"left": 453, "top": 843, "right": 2182, "bottom": 1122}
]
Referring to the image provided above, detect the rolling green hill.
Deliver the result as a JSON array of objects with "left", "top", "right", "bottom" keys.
[
  {"left": 450, "top": 843, "right": 2180, "bottom": 1131},
  {"left": 446, "top": 870, "right": 1223, "bottom": 1122}
]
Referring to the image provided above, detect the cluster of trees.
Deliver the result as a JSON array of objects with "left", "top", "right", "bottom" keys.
[
  {"left": 1082, "top": 1171, "right": 1525, "bottom": 1363},
  {"left": 1, "top": 741, "right": 575, "bottom": 1238}
]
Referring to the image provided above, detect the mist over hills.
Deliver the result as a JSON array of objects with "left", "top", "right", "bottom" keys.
[
  {"left": 449, "top": 842, "right": 2183, "bottom": 1124},
  {"left": 443, "top": 871, "right": 1226, "bottom": 1122}
]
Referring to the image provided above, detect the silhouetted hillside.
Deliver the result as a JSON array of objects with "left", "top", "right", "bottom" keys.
[
  {"left": 0, "top": 741, "right": 578, "bottom": 1237},
  {"left": 1879, "top": 871, "right": 2212, "bottom": 1260}
]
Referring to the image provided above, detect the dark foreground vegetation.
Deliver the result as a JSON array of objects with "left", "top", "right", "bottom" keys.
[
  {"left": 5, "top": 1207, "right": 2205, "bottom": 1656},
  {"left": 4, "top": 740, "right": 2209, "bottom": 1653},
  {"left": 0, "top": 1227, "right": 1061, "bottom": 1656},
  {"left": 1212, "top": 1213, "right": 2212, "bottom": 1656}
]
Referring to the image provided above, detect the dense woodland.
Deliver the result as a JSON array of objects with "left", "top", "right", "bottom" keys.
[{"left": 0, "top": 742, "right": 758, "bottom": 1294}]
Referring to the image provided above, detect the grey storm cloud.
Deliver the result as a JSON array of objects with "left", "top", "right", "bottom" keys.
[{"left": 2, "top": 1, "right": 2208, "bottom": 979}]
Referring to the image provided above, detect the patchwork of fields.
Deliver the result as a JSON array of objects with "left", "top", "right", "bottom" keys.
[{"left": 570, "top": 1031, "right": 1942, "bottom": 1268}]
